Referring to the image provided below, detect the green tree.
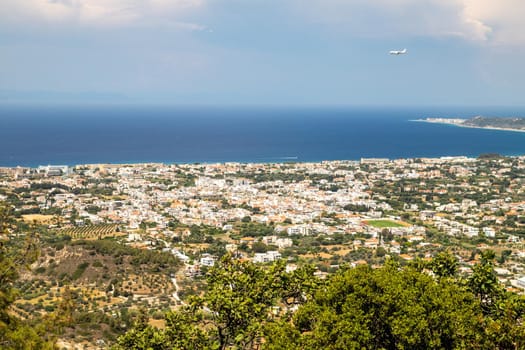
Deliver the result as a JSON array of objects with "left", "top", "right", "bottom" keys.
[
  {"left": 0, "top": 202, "right": 55, "bottom": 349},
  {"left": 375, "top": 246, "right": 387, "bottom": 258},
  {"left": 294, "top": 263, "right": 485, "bottom": 349},
  {"left": 115, "top": 255, "right": 317, "bottom": 350},
  {"left": 115, "top": 309, "right": 169, "bottom": 350},
  {"left": 115, "top": 253, "right": 525, "bottom": 350},
  {"left": 482, "top": 293, "right": 525, "bottom": 349},
  {"left": 251, "top": 241, "right": 268, "bottom": 253},
  {"left": 468, "top": 250, "right": 503, "bottom": 315},
  {"left": 190, "top": 255, "right": 285, "bottom": 349},
  {"left": 468, "top": 251, "right": 525, "bottom": 349},
  {"left": 430, "top": 251, "right": 458, "bottom": 278}
]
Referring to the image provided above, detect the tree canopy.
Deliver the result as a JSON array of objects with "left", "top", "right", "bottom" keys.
[{"left": 116, "top": 252, "right": 525, "bottom": 350}]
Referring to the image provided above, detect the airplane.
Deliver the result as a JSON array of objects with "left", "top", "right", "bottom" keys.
[{"left": 389, "top": 48, "right": 407, "bottom": 55}]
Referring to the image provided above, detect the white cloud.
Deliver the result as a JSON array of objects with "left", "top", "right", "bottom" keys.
[
  {"left": 463, "top": 0, "right": 525, "bottom": 45},
  {"left": 294, "top": 0, "right": 525, "bottom": 45},
  {"left": 3, "top": 0, "right": 525, "bottom": 45},
  {"left": 2, "top": 0, "right": 205, "bottom": 28}
]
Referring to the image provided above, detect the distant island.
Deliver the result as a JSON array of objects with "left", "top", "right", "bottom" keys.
[{"left": 416, "top": 116, "right": 525, "bottom": 133}]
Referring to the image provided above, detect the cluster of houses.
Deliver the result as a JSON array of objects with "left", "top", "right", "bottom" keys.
[{"left": 2, "top": 156, "right": 525, "bottom": 293}]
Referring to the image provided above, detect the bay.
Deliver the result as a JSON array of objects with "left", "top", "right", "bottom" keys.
[{"left": 1, "top": 105, "right": 524, "bottom": 167}]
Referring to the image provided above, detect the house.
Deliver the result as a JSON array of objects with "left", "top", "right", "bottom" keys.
[
  {"left": 185, "top": 264, "right": 201, "bottom": 278},
  {"left": 287, "top": 225, "right": 311, "bottom": 236},
  {"left": 482, "top": 227, "right": 496, "bottom": 238},
  {"left": 200, "top": 254, "right": 216, "bottom": 267},
  {"left": 419, "top": 210, "right": 436, "bottom": 221},
  {"left": 364, "top": 238, "right": 379, "bottom": 249},
  {"left": 127, "top": 233, "right": 142, "bottom": 242},
  {"left": 517, "top": 276, "right": 525, "bottom": 289},
  {"left": 350, "top": 260, "right": 368, "bottom": 268},
  {"left": 172, "top": 250, "right": 190, "bottom": 263},
  {"left": 253, "top": 251, "right": 282, "bottom": 263},
  {"left": 276, "top": 238, "right": 293, "bottom": 249},
  {"left": 388, "top": 241, "right": 401, "bottom": 254},
  {"left": 225, "top": 244, "right": 238, "bottom": 252}
]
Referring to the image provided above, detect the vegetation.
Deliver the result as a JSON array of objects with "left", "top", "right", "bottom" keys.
[
  {"left": 365, "top": 219, "right": 406, "bottom": 228},
  {"left": 116, "top": 253, "right": 525, "bottom": 350},
  {"left": 0, "top": 200, "right": 186, "bottom": 347},
  {"left": 3, "top": 155, "right": 525, "bottom": 348},
  {"left": 235, "top": 221, "right": 275, "bottom": 237},
  {"left": 70, "top": 239, "right": 180, "bottom": 272},
  {"left": 58, "top": 223, "right": 121, "bottom": 240},
  {"left": 0, "top": 202, "right": 56, "bottom": 349},
  {"left": 463, "top": 116, "right": 525, "bottom": 130}
]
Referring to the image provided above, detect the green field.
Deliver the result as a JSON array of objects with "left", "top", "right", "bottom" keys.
[
  {"left": 365, "top": 220, "right": 406, "bottom": 228},
  {"left": 57, "top": 224, "right": 122, "bottom": 240}
]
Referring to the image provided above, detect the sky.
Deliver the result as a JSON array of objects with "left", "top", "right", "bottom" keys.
[{"left": 1, "top": 0, "right": 525, "bottom": 106}]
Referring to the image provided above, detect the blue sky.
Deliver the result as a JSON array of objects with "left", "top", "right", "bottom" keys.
[{"left": 1, "top": 0, "right": 524, "bottom": 106}]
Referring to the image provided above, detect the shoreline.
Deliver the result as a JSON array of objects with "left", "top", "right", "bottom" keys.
[
  {"left": 2, "top": 153, "right": 525, "bottom": 170},
  {"left": 412, "top": 119, "right": 525, "bottom": 134}
]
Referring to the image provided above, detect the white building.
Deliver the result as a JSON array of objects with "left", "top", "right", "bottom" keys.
[
  {"left": 287, "top": 225, "right": 311, "bottom": 236},
  {"left": 37, "top": 165, "right": 70, "bottom": 176},
  {"left": 253, "top": 251, "right": 282, "bottom": 263},
  {"left": 200, "top": 254, "right": 216, "bottom": 267},
  {"left": 482, "top": 227, "right": 496, "bottom": 238}
]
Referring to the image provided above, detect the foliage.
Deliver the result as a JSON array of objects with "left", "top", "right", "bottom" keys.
[
  {"left": 0, "top": 202, "right": 56, "bottom": 349},
  {"left": 343, "top": 203, "right": 369, "bottom": 212},
  {"left": 184, "top": 224, "right": 224, "bottom": 243},
  {"left": 116, "top": 252, "right": 525, "bottom": 350},
  {"left": 294, "top": 262, "right": 484, "bottom": 349},
  {"left": 70, "top": 239, "right": 180, "bottom": 272},
  {"left": 57, "top": 224, "right": 119, "bottom": 240},
  {"left": 430, "top": 251, "right": 458, "bottom": 278},
  {"left": 365, "top": 219, "right": 405, "bottom": 228},
  {"left": 468, "top": 250, "right": 504, "bottom": 315},
  {"left": 115, "top": 254, "right": 318, "bottom": 350},
  {"left": 71, "top": 262, "right": 90, "bottom": 280},
  {"left": 190, "top": 256, "right": 286, "bottom": 349},
  {"left": 236, "top": 221, "right": 275, "bottom": 237}
]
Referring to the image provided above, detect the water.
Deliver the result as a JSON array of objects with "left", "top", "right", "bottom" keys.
[{"left": 1, "top": 104, "right": 525, "bottom": 167}]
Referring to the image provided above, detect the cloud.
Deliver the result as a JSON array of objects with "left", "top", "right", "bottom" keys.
[
  {"left": 3, "top": 0, "right": 525, "bottom": 45},
  {"left": 1, "top": 0, "right": 205, "bottom": 28},
  {"left": 463, "top": 0, "right": 525, "bottom": 45},
  {"left": 293, "top": 0, "right": 524, "bottom": 45}
]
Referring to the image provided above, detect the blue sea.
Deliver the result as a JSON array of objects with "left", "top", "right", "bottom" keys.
[{"left": 1, "top": 105, "right": 525, "bottom": 167}]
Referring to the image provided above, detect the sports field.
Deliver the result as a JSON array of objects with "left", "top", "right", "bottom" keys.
[{"left": 364, "top": 219, "right": 406, "bottom": 228}]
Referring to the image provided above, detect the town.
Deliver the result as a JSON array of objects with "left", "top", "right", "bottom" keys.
[{"left": 1, "top": 155, "right": 525, "bottom": 347}]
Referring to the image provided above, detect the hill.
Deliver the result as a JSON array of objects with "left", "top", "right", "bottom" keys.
[
  {"left": 463, "top": 116, "right": 525, "bottom": 130},
  {"left": 13, "top": 236, "right": 181, "bottom": 347}
]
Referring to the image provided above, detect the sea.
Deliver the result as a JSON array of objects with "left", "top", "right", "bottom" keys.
[{"left": 1, "top": 104, "right": 525, "bottom": 167}]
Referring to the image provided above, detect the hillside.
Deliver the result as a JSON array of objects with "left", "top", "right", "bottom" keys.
[
  {"left": 463, "top": 116, "right": 525, "bottom": 130},
  {"left": 13, "top": 236, "right": 181, "bottom": 347}
]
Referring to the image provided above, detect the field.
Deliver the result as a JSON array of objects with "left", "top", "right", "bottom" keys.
[
  {"left": 22, "top": 214, "right": 55, "bottom": 224},
  {"left": 57, "top": 224, "right": 124, "bottom": 240},
  {"left": 364, "top": 220, "right": 406, "bottom": 228}
]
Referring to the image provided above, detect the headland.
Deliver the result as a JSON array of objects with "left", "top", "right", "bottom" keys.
[{"left": 415, "top": 116, "right": 525, "bottom": 133}]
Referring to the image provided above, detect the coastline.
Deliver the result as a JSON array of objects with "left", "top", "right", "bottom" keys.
[
  {"left": 3, "top": 153, "right": 525, "bottom": 170},
  {"left": 413, "top": 119, "right": 525, "bottom": 134}
]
